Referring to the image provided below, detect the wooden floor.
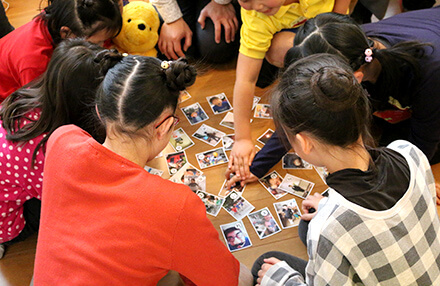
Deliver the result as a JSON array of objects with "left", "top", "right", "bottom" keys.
[{"left": 2, "top": 1, "right": 440, "bottom": 285}]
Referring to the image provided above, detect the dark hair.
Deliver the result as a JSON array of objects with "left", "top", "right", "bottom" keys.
[
  {"left": 209, "top": 96, "right": 220, "bottom": 104},
  {"left": 0, "top": 38, "right": 120, "bottom": 164},
  {"left": 96, "top": 57, "right": 197, "bottom": 134},
  {"left": 272, "top": 53, "right": 372, "bottom": 148},
  {"left": 224, "top": 227, "right": 241, "bottom": 236},
  {"left": 285, "top": 12, "right": 429, "bottom": 109},
  {"left": 40, "top": 0, "right": 122, "bottom": 44}
]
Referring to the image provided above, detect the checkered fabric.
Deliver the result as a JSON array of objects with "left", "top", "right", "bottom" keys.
[{"left": 262, "top": 140, "right": 440, "bottom": 286}]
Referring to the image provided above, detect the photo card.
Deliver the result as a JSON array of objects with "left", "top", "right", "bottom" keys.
[
  {"left": 259, "top": 171, "right": 287, "bottom": 200},
  {"left": 183, "top": 173, "right": 206, "bottom": 193},
  {"left": 169, "top": 164, "right": 202, "bottom": 184},
  {"left": 314, "top": 166, "right": 329, "bottom": 183},
  {"left": 219, "top": 112, "right": 252, "bottom": 130},
  {"left": 181, "top": 102, "right": 209, "bottom": 125},
  {"left": 220, "top": 220, "right": 252, "bottom": 252},
  {"left": 279, "top": 173, "right": 314, "bottom": 199},
  {"left": 144, "top": 166, "right": 164, "bottom": 177},
  {"left": 219, "top": 178, "right": 245, "bottom": 197},
  {"left": 273, "top": 198, "right": 302, "bottom": 229},
  {"left": 169, "top": 127, "right": 195, "bottom": 151},
  {"left": 165, "top": 151, "right": 187, "bottom": 175},
  {"left": 257, "top": 129, "right": 274, "bottom": 145},
  {"left": 206, "top": 92, "right": 233, "bottom": 114},
  {"left": 247, "top": 207, "right": 281, "bottom": 239},
  {"left": 252, "top": 96, "right": 261, "bottom": 110},
  {"left": 222, "top": 190, "right": 255, "bottom": 221},
  {"left": 179, "top": 90, "right": 191, "bottom": 103},
  {"left": 222, "top": 134, "right": 235, "bottom": 151},
  {"left": 253, "top": 103, "right": 272, "bottom": 119},
  {"left": 195, "top": 147, "right": 229, "bottom": 169},
  {"left": 282, "top": 153, "right": 312, "bottom": 169},
  {"left": 192, "top": 124, "right": 226, "bottom": 146},
  {"left": 197, "top": 191, "right": 224, "bottom": 217}
]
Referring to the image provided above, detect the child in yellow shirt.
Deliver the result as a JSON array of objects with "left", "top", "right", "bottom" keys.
[{"left": 230, "top": 0, "right": 350, "bottom": 180}]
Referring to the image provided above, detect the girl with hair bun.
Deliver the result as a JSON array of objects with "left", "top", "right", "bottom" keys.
[
  {"left": 0, "top": 0, "right": 122, "bottom": 101},
  {"left": 34, "top": 56, "right": 252, "bottom": 285},
  {"left": 0, "top": 38, "right": 115, "bottom": 258},
  {"left": 251, "top": 54, "right": 440, "bottom": 286}
]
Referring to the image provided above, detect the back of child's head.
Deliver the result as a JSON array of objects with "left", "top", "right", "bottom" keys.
[
  {"left": 1, "top": 38, "right": 120, "bottom": 162},
  {"left": 96, "top": 57, "right": 197, "bottom": 135},
  {"left": 272, "top": 53, "right": 371, "bottom": 148},
  {"left": 42, "top": 0, "right": 122, "bottom": 44}
]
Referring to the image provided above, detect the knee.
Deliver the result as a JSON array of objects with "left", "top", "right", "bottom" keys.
[{"left": 265, "top": 48, "right": 284, "bottom": 68}]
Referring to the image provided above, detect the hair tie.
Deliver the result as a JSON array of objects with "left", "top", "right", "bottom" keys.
[
  {"left": 161, "top": 61, "right": 171, "bottom": 70},
  {"left": 364, "top": 48, "right": 373, "bottom": 63}
]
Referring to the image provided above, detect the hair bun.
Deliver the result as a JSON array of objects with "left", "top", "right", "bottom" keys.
[
  {"left": 80, "top": 0, "right": 94, "bottom": 7},
  {"left": 310, "top": 66, "right": 363, "bottom": 112},
  {"left": 94, "top": 49, "right": 123, "bottom": 74},
  {"left": 163, "top": 59, "right": 197, "bottom": 91}
]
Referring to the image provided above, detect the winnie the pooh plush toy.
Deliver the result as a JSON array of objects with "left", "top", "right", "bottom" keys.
[{"left": 113, "top": 1, "right": 160, "bottom": 57}]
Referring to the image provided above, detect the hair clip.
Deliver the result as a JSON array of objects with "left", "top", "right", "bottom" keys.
[
  {"left": 161, "top": 61, "right": 171, "bottom": 70},
  {"left": 122, "top": 53, "right": 128, "bottom": 57},
  {"left": 364, "top": 48, "right": 373, "bottom": 63}
]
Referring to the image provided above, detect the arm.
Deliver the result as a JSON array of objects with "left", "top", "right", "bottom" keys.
[
  {"left": 230, "top": 53, "right": 263, "bottom": 180},
  {"left": 257, "top": 258, "right": 306, "bottom": 286},
  {"left": 332, "top": 0, "right": 351, "bottom": 14},
  {"left": 198, "top": 0, "right": 239, "bottom": 44}
]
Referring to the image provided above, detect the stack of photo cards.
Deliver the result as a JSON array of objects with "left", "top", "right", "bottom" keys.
[
  {"left": 169, "top": 164, "right": 202, "bottom": 184},
  {"left": 279, "top": 174, "right": 314, "bottom": 199},
  {"left": 192, "top": 124, "right": 225, "bottom": 146},
  {"left": 259, "top": 171, "right": 287, "bottom": 200},
  {"left": 196, "top": 191, "right": 224, "bottom": 217},
  {"left": 257, "top": 129, "right": 274, "bottom": 145},
  {"left": 144, "top": 166, "right": 164, "bottom": 177},
  {"left": 273, "top": 198, "right": 302, "bottom": 229},
  {"left": 254, "top": 103, "right": 272, "bottom": 119},
  {"left": 282, "top": 153, "right": 312, "bottom": 169},
  {"left": 206, "top": 93, "right": 233, "bottom": 114},
  {"left": 169, "top": 128, "right": 195, "bottom": 151},
  {"left": 222, "top": 190, "right": 255, "bottom": 221},
  {"left": 222, "top": 134, "right": 235, "bottom": 151},
  {"left": 219, "top": 179, "right": 245, "bottom": 197},
  {"left": 195, "top": 147, "right": 229, "bottom": 169},
  {"left": 179, "top": 90, "right": 191, "bottom": 103},
  {"left": 247, "top": 207, "right": 281, "bottom": 239},
  {"left": 181, "top": 102, "right": 209, "bottom": 125},
  {"left": 165, "top": 151, "right": 187, "bottom": 175},
  {"left": 219, "top": 112, "right": 253, "bottom": 130},
  {"left": 220, "top": 220, "right": 252, "bottom": 252}
]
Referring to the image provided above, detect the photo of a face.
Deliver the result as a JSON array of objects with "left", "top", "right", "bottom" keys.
[
  {"left": 181, "top": 102, "right": 209, "bottom": 125},
  {"left": 220, "top": 220, "right": 252, "bottom": 252},
  {"left": 282, "top": 153, "right": 312, "bottom": 169},
  {"left": 206, "top": 93, "right": 233, "bottom": 114}
]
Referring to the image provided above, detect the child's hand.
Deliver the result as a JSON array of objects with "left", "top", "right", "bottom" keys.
[
  {"left": 229, "top": 139, "right": 255, "bottom": 180},
  {"left": 225, "top": 169, "right": 258, "bottom": 188},
  {"left": 256, "top": 257, "right": 282, "bottom": 286},
  {"left": 301, "top": 193, "right": 324, "bottom": 221}
]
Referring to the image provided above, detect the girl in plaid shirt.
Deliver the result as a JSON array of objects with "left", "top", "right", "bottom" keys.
[{"left": 252, "top": 53, "right": 440, "bottom": 286}]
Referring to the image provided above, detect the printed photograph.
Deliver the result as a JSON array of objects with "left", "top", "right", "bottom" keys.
[
  {"left": 192, "top": 124, "right": 225, "bottom": 146},
  {"left": 165, "top": 151, "right": 187, "bottom": 175},
  {"left": 143, "top": 166, "right": 164, "bottom": 177},
  {"left": 257, "top": 129, "right": 274, "bottom": 145},
  {"left": 169, "top": 164, "right": 202, "bottom": 184},
  {"left": 282, "top": 153, "right": 312, "bottom": 169},
  {"left": 253, "top": 103, "right": 272, "bottom": 119},
  {"left": 206, "top": 93, "right": 233, "bottom": 114},
  {"left": 169, "top": 127, "right": 195, "bottom": 151},
  {"left": 218, "top": 178, "right": 245, "bottom": 197},
  {"left": 219, "top": 112, "right": 252, "bottom": 130},
  {"left": 259, "top": 171, "right": 287, "bottom": 200},
  {"left": 222, "top": 134, "right": 235, "bottom": 151},
  {"left": 273, "top": 198, "right": 302, "bottom": 229},
  {"left": 279, "top": 174, "right": 314, "bottom": 199},
  {"left": 195, "top": 148, "right": 229, "bottom": 169},
  {"left": 222, "top": 190, "right": 255, "bottom": 221},
  {"left": 314, "top": 166, "right": 329, "bottom": 183},
  {"left": 252, "top": 96, "right": 261, "bottom": 110},
  {"left": 197, "top": 191, "right": 224, "bottom": 217},
  {"left": 220, "top": 220, "right": 252, "bottom": 252},
  {"left": 181, "top": 102, "right": 209, "bottom": 125},
  {"left": 183, "top": 174, "right": 206, "bottom": 193},
  {"left": 179, "top": 90, "right": 191, "bottom": 103},
  {"left": 247, "top": 207, "right": 281, "bottom": 239}
]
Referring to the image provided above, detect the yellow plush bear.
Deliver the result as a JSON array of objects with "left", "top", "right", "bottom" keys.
[{"left": 113, "top": 1, "right": 159, "bottom": 57}]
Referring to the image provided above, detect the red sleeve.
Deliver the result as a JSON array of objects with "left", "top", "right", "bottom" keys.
[{"left": 171, "top": 192, "right": 240, "bottom": 286}]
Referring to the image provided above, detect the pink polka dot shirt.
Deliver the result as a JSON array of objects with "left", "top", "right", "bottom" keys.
[{"left": 0, "top": 110, "right": 45, "bottom": 243}]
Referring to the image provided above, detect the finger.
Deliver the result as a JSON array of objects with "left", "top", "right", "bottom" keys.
[
  {"left": 264, "top": 257, "right": 281, "bottom": 265},
  {"left": 228, "top": 155, "right": 234, "bottom": 169},
  {"left": 233, "top": 16, "right": 239, "bottom": 33},
  {"left": 226, "top": 19, "right": 234, "bottom": 42},
  {"left": 183, "top": 33, "right": 192, "bottom": 52},
  {"left": 225, "top": 168, "right": 232, "bottom": 180},
  {"left": 222, "top": 21, "right": 231, "bottom": 43},
  {"left": 249, "top": 149, "right": 256, "bottom": 166},
  {"left": 197, "top": 13, "right": 206, "bottom": 29},
  {"left": 301, "top": 213, "right": 314, "bottom": 221},
  {"left": 214, "top": 21, "right": 222, "bottom": 44}
]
